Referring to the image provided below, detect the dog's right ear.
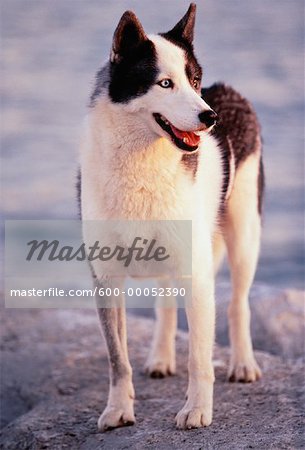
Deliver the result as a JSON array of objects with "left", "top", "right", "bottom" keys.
[
  {"left": 163, "top": 3, "right": 196, "bottom": 45},
  {"left": 111, "top": 11, "right": 147, "bottom": 63}
]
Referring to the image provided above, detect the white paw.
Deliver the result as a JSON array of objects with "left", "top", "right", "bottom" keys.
[
  {"left": 145, "top": 354, "right": 176, "bottom": 378},
  {"left": 97, "top": 403, "right": 135, "bottom": 432},
  {"left": 175, "top": 404, "right": 212, "bottom": 429},
  {"left": 228, "top": 355, "right": 262, "bottom": 382}
]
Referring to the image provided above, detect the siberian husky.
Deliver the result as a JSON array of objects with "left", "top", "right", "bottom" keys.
[{"left": 79, "top": 3, "right": 264, "bottom": 431}]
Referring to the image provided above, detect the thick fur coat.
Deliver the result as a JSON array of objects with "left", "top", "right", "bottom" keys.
[{"left": 79, "top": 4, "right": 263, "bottom": 431}]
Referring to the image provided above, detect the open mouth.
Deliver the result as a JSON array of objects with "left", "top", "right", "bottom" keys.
[{"left": 153, "top": 113, "right": 201, "bottom": 152}]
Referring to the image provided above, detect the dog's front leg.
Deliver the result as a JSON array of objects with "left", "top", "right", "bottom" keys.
[
  {"left": 145, "top": 279, "right": 177, "bottom": 377},
  {"left": 96, "top": 279, "right": 135, "bottom": 432},
  {"left": 176, "top": 269, "right": 215, "bottom": 429}
]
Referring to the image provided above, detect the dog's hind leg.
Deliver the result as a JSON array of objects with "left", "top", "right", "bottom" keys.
[
  {"left": 96, "top": 278, "right": 135, "bottom": 431},
  {"left": 213, "top": 228, "right": 226, "bottom": 275},
  {"left": 145, "top": 279, "right": 177, "bottom": 377},
  {"left": 224, "top": 152, "right": 263, "bottom": 382}
]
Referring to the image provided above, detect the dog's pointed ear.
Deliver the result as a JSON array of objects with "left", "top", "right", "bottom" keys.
[
  {"left": 111, "top": 11, "right": 147, "bottom": 63},
  {"left": 164, "top": 3, "right": 196, "bottom": 44}
]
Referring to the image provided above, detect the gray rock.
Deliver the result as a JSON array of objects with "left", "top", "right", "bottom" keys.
[
  {"left": 215, "top": 283, "right": 305, "bottom": 359},
  {"left": 133, "top": 283, "right": 305, "bottom": 359},
  {"left": 0, "top": 292, "right": 304, "bottom": 449}
]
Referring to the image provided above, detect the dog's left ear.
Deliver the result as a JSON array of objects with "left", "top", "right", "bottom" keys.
[
  {"left": 163, "top": 3, "right": 196, "bottom": 44},
  {"left": 111, "top": 11, "right": 147, "bottom": 63}
]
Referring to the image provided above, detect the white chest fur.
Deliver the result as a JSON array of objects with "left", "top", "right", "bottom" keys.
[{"left": 80, "top": 106, "right": 223, "bottom": 231}]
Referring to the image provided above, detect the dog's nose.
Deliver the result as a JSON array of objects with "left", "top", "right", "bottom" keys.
[{"left": 198, "top": 110, "right": 217, "bottom": 127}]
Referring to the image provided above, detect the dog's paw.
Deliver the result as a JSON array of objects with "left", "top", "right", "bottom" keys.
[
  {"left": 98, "top": 405, "right": 135, "bottom": 432},
  {"left": 145, "top": 355, "right": 176, "bottom": 378},
  {"left": 175, "top": 405, "right": 212, "bottom": 429},
  {"left": 228, "top": 356, "right": 262, "bottom": 383}
]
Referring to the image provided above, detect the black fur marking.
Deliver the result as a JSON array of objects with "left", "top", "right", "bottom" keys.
[
  {"left": 201, "top": 83, "right": 264, "bottom": 213},
  {"left": 160, "top": 4, "right": 202, "bottom": 93},
  {"left": 185, "top": 53, "right": 202, "bottom": 93},
  {"left": 90, "top": 65, "right": 109, "bottom": 107},
  {"left": 97, "top": 305, "right": 131, "bottom": 385},
  {"left": 91, "top": 11, "right": 159, "bottom": 105},
  {"left": 219, "top": 137, "right": 234, "bottom": 206},
  {"left": 160, "top": 31, "right": 202, "bottom": 93},
  {"left": 258, "top": 155, "right": 265, "bottom": 215},
  {"left": 181, "top": 152, "right": 199, "bottom": 179},
  {"left": 108, "top": 11, "right": 159, "bottom": 103},
  {"left": 201, "top": 83, "right": 261, "bottom": 166},
  {"left": 108, "top": 39, "right": 158, "bottom": 103}
]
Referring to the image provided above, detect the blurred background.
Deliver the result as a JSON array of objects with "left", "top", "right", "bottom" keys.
[{"left": 1, "top": 0, "right": 304, "bottom": 290}]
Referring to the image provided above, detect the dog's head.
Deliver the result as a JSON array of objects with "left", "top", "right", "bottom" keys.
[{"left": 107, "top": 4, "right": 217, "bottom": 153}]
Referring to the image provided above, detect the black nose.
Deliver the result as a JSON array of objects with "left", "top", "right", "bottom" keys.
[{"left": 198, "top": 110, "right": 217, "bottom": 127}]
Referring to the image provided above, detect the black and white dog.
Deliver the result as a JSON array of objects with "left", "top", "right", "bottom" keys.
[{"left": 79, "top": 3, "right": 264, "bottom": 431}]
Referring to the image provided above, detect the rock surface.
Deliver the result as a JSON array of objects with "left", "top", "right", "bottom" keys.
[
  {"left": 215, "top": 283, "right": 305, "bottom": 359},
  {"left": 1, "top": 287, "right": 304, "bottom": 449},
  {"left": 133, "top": 282, "right": 305, "bottom": 359}
]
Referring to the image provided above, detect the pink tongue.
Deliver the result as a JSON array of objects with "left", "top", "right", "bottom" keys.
[{"left": 170, "top": 124, "right": 200, "bottom": 147}]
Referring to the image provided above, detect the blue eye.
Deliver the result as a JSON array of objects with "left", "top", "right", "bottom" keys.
[{"left": 157, "top": 79, "right": 174, "bottom": 89}]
